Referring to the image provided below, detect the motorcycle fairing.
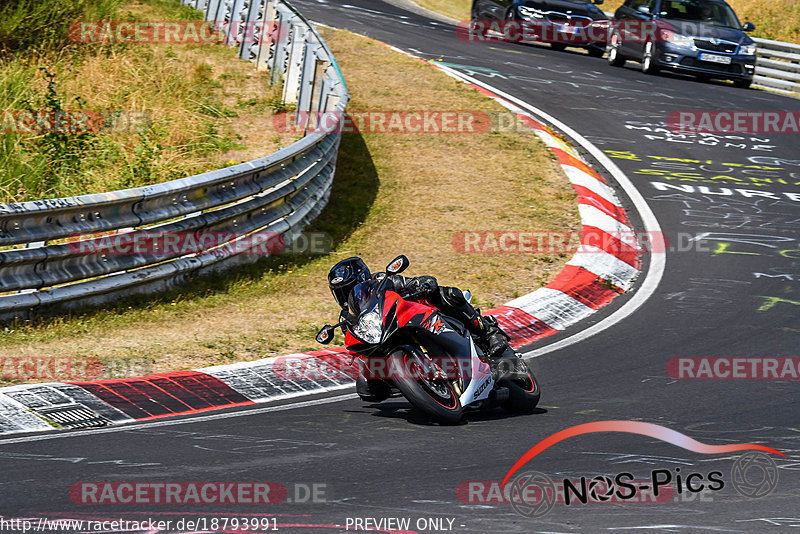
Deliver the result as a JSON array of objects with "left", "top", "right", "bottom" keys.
[{"left": 457, "top": 336, "right": 494, "bottom": 407}]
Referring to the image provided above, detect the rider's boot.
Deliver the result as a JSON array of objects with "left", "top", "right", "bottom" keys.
[
  {"left": 355, "top": 361, "right": 391, "bottom": 402},
  {"left": 436, "top": 287, "right": 511, "bottom": 359}
]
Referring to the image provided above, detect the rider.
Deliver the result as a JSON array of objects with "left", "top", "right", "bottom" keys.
[{"left": 327, "top": 256, "right": 513, "bottom": 359}]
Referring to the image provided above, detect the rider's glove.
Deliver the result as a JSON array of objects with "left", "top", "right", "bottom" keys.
[{"left": 391, "top": 275, "right": 438, "bottom": 300}]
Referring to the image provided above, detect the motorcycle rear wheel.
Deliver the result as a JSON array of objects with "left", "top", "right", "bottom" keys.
[{"left": 388, "top": 348, "right": 464, "bottom": 425}]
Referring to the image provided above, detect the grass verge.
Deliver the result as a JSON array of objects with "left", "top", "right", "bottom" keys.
[
  {"left": 0, "top": 26, "right": 578, "bottom": 385},
  {"left": 0, "top": 0, "right": 297, "bottom": 202}
]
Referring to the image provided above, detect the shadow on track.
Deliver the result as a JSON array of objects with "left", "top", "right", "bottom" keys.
[{"left": 351, "top": 401, "right": 547, "bottom": 426}]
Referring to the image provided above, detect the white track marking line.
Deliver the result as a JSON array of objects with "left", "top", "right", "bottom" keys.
[
  {"left": 0, "top": 392, "right": 357, "bottom": 445},
  {"left": 431, "top": 64, "right": 666, "bottom": 358}
]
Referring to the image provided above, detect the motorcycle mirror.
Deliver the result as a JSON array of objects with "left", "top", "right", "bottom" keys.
[
  {"left": 463, "top": 290, "right": 472, "bottom": 303},
  {"left": 386, "top": 255, "right": 409, "bottom": 275},
  {"left": 315, "top": 324, "right": 336, "bottom": 345}
]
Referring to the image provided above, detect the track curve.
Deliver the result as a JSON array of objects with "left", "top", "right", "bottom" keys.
[{"left": 1, "top": 1, "right": 798, "bottom": 532}]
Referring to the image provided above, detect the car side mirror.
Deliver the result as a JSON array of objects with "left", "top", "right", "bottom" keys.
[
  {"left": 386, "top": 255, "right": 409, "bottom": 275},
  {"left": 742, "top": 22, "right": 755, "bottom": 32},
  {"left": 637, "top": 5, "right": 651, "bottom": 15},
  {"left": 592, "top": 0, "right": 604, "bottom": 4},
  {"left": 315, "top": 324, "right": 336, "bottom": 344}
]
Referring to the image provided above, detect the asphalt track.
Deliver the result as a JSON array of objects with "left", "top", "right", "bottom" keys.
[{"left": 1, "top": 1, "right": 799, "bottom": 532}]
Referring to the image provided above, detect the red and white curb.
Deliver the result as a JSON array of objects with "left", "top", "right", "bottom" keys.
[
  {"left": 427, "top": 66, "right": 641, "bottom": 347},
  {"left": 0, "top": 44, "right": 644, "bottom": 437}
]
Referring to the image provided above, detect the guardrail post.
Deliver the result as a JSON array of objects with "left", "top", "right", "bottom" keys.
[
  {"left": 206, "top": 0, "right": 227, "bottom": 28},
  {"left": 269, "top": 6, "right": 292, "bottom": 85},
  {"left": 238, "top": 0, "right": 262, "bottom": 59},
  {"left": 205, "top": 0, "right": 220, "bottom": 21},
  {"left": 282, "top": 23, "right": 307, "bottom": 103},
  {"left": 254, "top": 0, "right": 278, "bottom": 71},
  {"left": 224, "top": 0, "right": 247, "bottom": 46},
  {"left": 309, "top": 57, "right": 331, "bottom": 113},
  {"left": 296, "top": 41, "right": 320, "bottom": 115}
]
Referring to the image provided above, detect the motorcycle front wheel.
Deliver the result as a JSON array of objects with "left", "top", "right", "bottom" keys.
[
  {"left": 500, "top": 357, "right": 540, "bottom": 414},
  {"left": 388, "top": 348, "right": 463, "bottom": 425}
]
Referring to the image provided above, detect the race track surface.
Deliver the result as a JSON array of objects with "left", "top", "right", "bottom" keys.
[{"left": 1, "top": 2, "right": 798, "bottom": 532}]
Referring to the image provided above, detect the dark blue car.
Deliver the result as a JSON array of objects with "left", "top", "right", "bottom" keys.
[
  {"left": 607, "top": 0, "right": 757, "bottom": 88},
  {"left": 470, "top": 0, "right": 610, "bottom": 56}
]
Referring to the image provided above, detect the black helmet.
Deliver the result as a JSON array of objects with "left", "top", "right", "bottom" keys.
[{"left": 328, "top": 256, "right": 370, "bottom": 309}]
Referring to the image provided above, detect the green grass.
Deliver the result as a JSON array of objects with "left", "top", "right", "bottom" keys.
[
  {"left": 0, "top": 0, "right": 291, "bottom": 203},
  {"left": 0, "top": 0, "right": 123, "bottom": 55}
]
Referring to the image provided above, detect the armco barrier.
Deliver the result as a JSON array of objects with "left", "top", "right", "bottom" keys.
[
  {"left": 752, "top": 37, "right": 800, "bottom": 96},
  {"left": 0, "top": 0, "right": 349, "bottom": 321}
]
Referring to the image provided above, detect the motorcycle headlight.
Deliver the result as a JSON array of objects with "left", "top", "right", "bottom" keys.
[
  {"left": 740, "top": 44, "right": 757, "bottom": 56},
  {"left": 518, "top": 6, "right": 545, "bottom": 20},
  {"left": 353, "top": 310, "right": 382, "bottom": 344}
]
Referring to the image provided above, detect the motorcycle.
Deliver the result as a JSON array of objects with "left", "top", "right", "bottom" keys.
[{"left": 315, "top": 255, "right": 540, "bottom": 424}]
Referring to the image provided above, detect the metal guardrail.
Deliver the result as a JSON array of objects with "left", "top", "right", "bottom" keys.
[
  {"left": 0, "top": 0, "right": 349, "bottom": 321},
  {"left": 752, "top": 37, "right": 800, "bottom": 96}
]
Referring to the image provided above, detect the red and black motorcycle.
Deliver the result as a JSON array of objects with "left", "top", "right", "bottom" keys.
[{"left": 316, "top": 255, "right": 540, "bottom": 424}]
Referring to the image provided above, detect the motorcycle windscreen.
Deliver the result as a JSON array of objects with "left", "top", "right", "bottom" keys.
[{"left": 348, "top": 280, "right": 378, "bottom": 314}]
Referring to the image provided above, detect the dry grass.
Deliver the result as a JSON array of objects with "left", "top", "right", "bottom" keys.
[
  {"left": 0, "top": 27, "right": 577, "bottom": 384},
  {"left": 416, "top": 0, "right": 798, "bottom": 42},
  {"left": 414, "top": 0, "right": 471, "bottom": 21}
]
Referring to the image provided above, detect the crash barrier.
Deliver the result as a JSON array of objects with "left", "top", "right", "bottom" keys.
[
  {"left": 752, "top": 38, "right": 800, "bottom": 96},
  {"left": 0, "top": 0, "right": 349, "bottom": 321}
]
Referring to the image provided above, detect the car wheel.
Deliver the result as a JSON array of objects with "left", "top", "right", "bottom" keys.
[
  {"left": 641, "top": 41, "right": 659, "bottom": 74},
  {"left": 607, "top": 32, "right": 626, "bottom": 67},
  {"left": 470, "top": 8, "right": 488, "bottom": 38},
  {"left": 587, "top": 45, "right": 604, "bottom": 58},
  {"left": 733, "top": 78, "right": 753, "bottom": 89},
  {"left": 550, "top": 42, "right": 567, "bottom": 51}
]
